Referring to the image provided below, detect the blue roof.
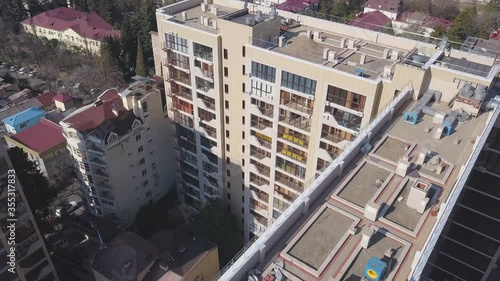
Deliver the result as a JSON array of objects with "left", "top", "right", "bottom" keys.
[{"left": 3, "top": 107, "right": 46, "bottom": 127}]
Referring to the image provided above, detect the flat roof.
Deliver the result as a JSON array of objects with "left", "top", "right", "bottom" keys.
[
  {"left": 435, "top": 56, "right": 493, "bottom": 77},
  {"left": 258, "top": 97, "right": 491, "bottom": 281},
  {"left": 271, "top": 25, "right": 409, "bottom": 80}
]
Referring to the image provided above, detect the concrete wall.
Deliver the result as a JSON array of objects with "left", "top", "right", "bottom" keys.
[
  {"left": 159, "top": 0, "right": 203, "bottom": 15},
  {"left": 151, "top": 31, "right": 163, "bottom": 77}
]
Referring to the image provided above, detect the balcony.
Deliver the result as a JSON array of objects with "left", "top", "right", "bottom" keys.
[
  {"left": 250, "top": 131, "right": 272, "bottom": 150},
  {"left": 275, "top": 172, "right": 304, "bottom": 193},
  {"left": 164, "top": 56, "right": 190, "bottom": 73},
  {"left": 178, "top": 138, "right": 197, "bottom": 154},
  {"left": 251, "top": 117, "right": 274, "bottom": 136},
  {"left": 250, "top": 202, "right": 269, "bottom": 218},
  {"left": 201, "top": 149, "right": 218, "bottom": 165},
  {"left": 323, "top": 106, "right": 362, "bottom": 133},
  {"left": 195, "top": 77, "right": 215, "bottom": 97},
  {"left": 278, "top": 128, "right": 309, "bottom": 148},
  {"left": 87, "top": 144, "right": 104, "bottom": 154},
  {"left": 170, "top": 99, "right": 194, "bottom": 116},
  {"left": 250, "top": 173, "right": 270, "bottom": 188},
  {"left": 204, "top": 172, "right": 219, "bottom": 188},
  {"left": 193, "top": 43, "right": 213, "bottom": 62},
  {"left": 250, "top": 102, "right": 273, "bottom": 119},
  {"left": 17, "top": 233, "right": 40, "bottom": 261},
  {"left": 250, "top": 159, "right": 271, "bottom": 178},
  {"left": 277, "top": 147, "right": 307, "bottom": 165},
  {"left": 199, "top": 123, "right": 217, "bottom": 139},
  {"left": 196, "top": 93, "right": 216, "bottom": 111},
  {"left": 168, "top": 71, "right": 191, "bottom": 87},
  {"left": 250, "top": 185, "right": 270, "bottom": 202},
  {"left": 279, "top": 115, "right": 311, "bottom": 133},
  {"left": 250, "top": 210, "right": 268, "bottom": 227},
  {"left": 172, "top": 112, "right": 194, "bottom": 128},
  {"left": 89, "top": 157, "right": 106, "bottom": 167},
  {"left": 250, "top": 146, "right": 272, "bottom": 166},
  {"left": 281, "top": 101, "right": 314, "bottom": 116},
  {"left": 193, "top": 64, "right": 214, "bottom": 82},
  {"left": 100, "top": 191, "right": 114, "bottom": 201},
  {"left": 169, "top": 84, "right": 192, "bottom": 101},
  {"left": 179, "top": 162, "right": 198, "bottom": 178}
]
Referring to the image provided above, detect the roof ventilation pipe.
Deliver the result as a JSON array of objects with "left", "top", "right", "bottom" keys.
[
  {"left": 181, "top": 11, "right": 188, "bottom": 21},
  {"left": 278, "top": 36, "right": 285, "bottom": 47}
]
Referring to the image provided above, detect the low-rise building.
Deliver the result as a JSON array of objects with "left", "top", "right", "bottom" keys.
[
  {"left": 364, "top": 0, "right": 401, "bottom": 20},
  {"left": 392, "top": 11, "right": 452, "bottom": 37},
  {"left": 350, "top": 10, "right": 391, "bottom": 32},
  {"left": 5, "top": 118, "right": 72, "bottom": 187},
  {"left": 60, "top": 78, "right": 176, "bottom": 225},
  {"left": 3, "top": 107, "right": 46, "bottom": 134},
  {"left": 20, "top": 7, "right": 121, "bottom": 54},
  {"left": 53, "top": 93, "right": 75, "bottom": 112}
]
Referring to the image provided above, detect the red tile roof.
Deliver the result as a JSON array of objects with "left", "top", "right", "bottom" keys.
[
  {"left": 36, "top": 91, "right": 57, "bottom": 107},
  {"left": 21, "top": 7, "right": 121, "bottom": 41},
  {"left": 11, "top": 118, "right": 65, "bottom": 153},
  {"left": 350, "top": 11, "right": 391, "bottom": 31},
  {"left": 490, "top": 29, "right": 500, "bottom": 41},
  {"left": 53, "top": 94, "right": 73, "bottom": 103},
  {"left": 63, "top": 89, "right": 124, "bottom": 132},
  {"left": 397, "top": 11, "right": 453, "bottom": 29},
  {"left": 277, "top": 0, "right": 319, "bottom": 12},
  {"left": 365, "top": 0, "right": 401, "bottom": 13}
]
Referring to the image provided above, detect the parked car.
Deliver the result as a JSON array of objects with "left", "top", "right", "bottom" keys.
[
  {"left": 27, "top": 70, "right": 36, "bottom": 77},
  {"left": 9, "top": 65, "right": 18, "bottom": 72},
  {"left": 55, "top": 201, "right": 78, "bottom": 217},
  {"left": 0, "top": 62, "right": 8, "bottom": 69},
  {"left": 18, "top": 67, "right": 27, "bottom": 75}
]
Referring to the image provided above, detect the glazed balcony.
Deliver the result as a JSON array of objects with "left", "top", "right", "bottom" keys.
[
  {"left": 277, "top": 142, "right": 307, "bottom": 165},
  {"left": 280, "top": 90, "right": 314, "bottom": 117},
  {"left": 172, "top": 112, "right": 194, "bottom": 128},
  {"left": 250, "top": 98, "right": 274, "bottom": 119},
  {"left": 250, "top": 172, "right": 270, "bottom": 188},
  {"left": 323, "top": 105, "right": 362, "bottom": 133},
  {"left": 169, "top": 84, "right": 192, "bottom": 101},
  {"left": 164, "top": 55, "right": 190, "bottom": 73},
  {"left": 199, "top": 122, "right": 217, "bottom": 139},
  {"left": 250, "top": 185, "right": 270, "bottom": 203},
  {"left": 250, "top": 159, "right": 271, "bottom": 178},
  {"left": 250, "top": 131, "right": 272, "bottom": 150},
  {"left": 279, "top": 115, "right": 311, "bottom": 133},
  {"left": 275, "top": 171, "right": 304, "bottom": 193},
  {"left": 168, "top": 70, "right": 191, "bottom": 87},
  {"left": 196, "top": 92, "right": 216, "bottom": 111},
  {"left": 251, "top": 116, "right": 274, "bottom": 136},
  {"left": 277, "top": 126, "right": 309, "bottom": 148}
]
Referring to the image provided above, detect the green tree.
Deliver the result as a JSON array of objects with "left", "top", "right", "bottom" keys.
[
  {"left": 430, "top": 25, "right": 447, "bottom": 39},
  {"left": 1, "top": 0, "right": 28, "bottom": 33},
  {"left": 447, "top": 8, "right": 476, "bottom": 43},
  {"left": 488, "top": 0, "right": 500, "bottom": 11},
  {"left": 134, "top": 191, "right": 180, "bottom": 238},
  {"left": 191, "top": 200, "right": 243, "bottom": 267},
  {"left": 8, "top": 147, "right": 56, "bottom": 234},
  {"left": 88, "top": 0, "right": 114, "bottom": 23},
  {"left": 135, "top": 35, "right": 145, "bottom": 76}
]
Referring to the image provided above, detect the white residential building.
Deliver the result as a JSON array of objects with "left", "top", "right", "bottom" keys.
[{"left": 60, "top": 78, "right": 176, "bottom": 225}]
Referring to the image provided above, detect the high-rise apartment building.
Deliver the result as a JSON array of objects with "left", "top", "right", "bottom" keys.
[
  {"left": 0, "top": 144, "right": 59, "bottom": 281},
  {"left": 152, "top": 0, "right": 500, "bottom": 241},
  {"left": 60, "top": 78, "right": 176, "bottom": 226}
]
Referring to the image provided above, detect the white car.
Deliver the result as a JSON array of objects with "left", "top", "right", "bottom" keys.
[
  {"left": 55, "top": 201, "right": 78, "bottom": 217},
  {"left": 28, "top": 71, "right": 36, "bottom": 77},
  {"left": 18, "top": 67, "right": 27, "bottom": 75}
]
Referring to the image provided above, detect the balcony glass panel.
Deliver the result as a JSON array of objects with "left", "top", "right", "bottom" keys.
[
  {"left": 279, "top": 109, "right": 311, "bottom": 132},
  {"left": 277, "top": 142, "right": 307, "bottom": 164},
  {"left": 281, "top": 71, "right": 316, "bottom": 95},
  {"left": 251, "top": 98, "right": 273, "bottom": 117},
  {"left": 276, "top": 157, "right": 306, "bottom": 179},
  {"left": 193, "top": 42, "right": 213, "bottom": 62},
  {"left": 172, "top": 97, "right": 193, "bottom": 115},
  {"left": 173, "top": 111, "right": 193, "bottom": 128},
  {"left": 250, "top": 185, "right": 269, "bottom": 202},
  {"left": 275, "top": 171, "right": 304, "bottom": 192},
  {"left": 251, "top": 115, "right": 273, "bottom": 130},
  {"left": 199, "top": 122, "right": 217, "bottom": 138},
  {"left": 197, "top": 93, "right": 216, "bottom": 110},
  {"left": 278, "top": 125, "right": 309, "bottom": 148},
  {"left": 326, "top": 85, "right": 366, "bottom": 112},
  {"left": 251, "top": 131, "right": 272, "bottom": 149},
  {"left": 176, "top": 125, "right": 196, "bottom": 144},
  {"left": 250, "top": 159, "right": 271, "bottom": 177},
  {"left": 251, "top": 61, "right": 276, "bottom": 83},
  {"left": 324, "top": 105, "right": 362, "bottom": 132},
  {"left": 250, "top": 145, "right": 271, "bottom": 160},
  {"left": 167, "top": 52, "right": 190, "bottom": 69},
  {"left": 170, "top": 83, "right": 192, "bottom": 100},
  {"left": 280, "top": 90, "right": 314, "bottom": 114},
  {"left": 196, "top": 77, "right": 214, "bottom": 92},
  {"left": 165, "top": 33, "right": 188, "bottom": 53},
  {"left": 250, "top": 172, "right": 270, "bottom": 187},
  {"left": 200, "top": 135, "right": 217, "bottom": 150},
  {"left": 321, "top": 124, "right": 354, "bottom": 143},
  {"left": 169, "top": 69, "right": 191, "bottom": 85},
  {"left": 320, "top": 141, "right": 341, "bottom": 159}
]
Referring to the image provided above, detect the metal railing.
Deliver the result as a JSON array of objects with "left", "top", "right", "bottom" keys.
[
  {"left": 281, "top": 101, "right": 314, "bottom": 115},
  {"left": 279, "top": 116, "right": 311, "bottom": 132}
]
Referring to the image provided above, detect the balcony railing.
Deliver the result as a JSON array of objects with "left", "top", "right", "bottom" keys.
[
  {"left": 251, "top": 160, "right": 270, "bottom": 177},
  {"left": 250, "top": 185, "right": 269, "bottom": 202},
  {"left": 198, "top": 94, "right": 216, "bottom": 110},
  {"left": 279, "top": 116, "right": 311, "bottom": 132},
  {"left": 250, "top": 147, "right": 270, "bottom": 160},
  {"left": 250, "top": 173, "right": 270, "bottom": 187},
  {"left": 282, "top": 101, "right": 313, "bottom": 115},
  {"left": 321, "top": 130, "right": 346, "bottom": 143},
  {"left": 251, "top": 120, "right": 273, "bottom": 131},
  {"left": 194, "top": 51, "right": 213, "bottom": 62},
  {"left": 275, "top": 173, "right": 304, "bottom": 192},
  {"left": 170, "top": 86, "right": 193, "bottom": 100},
  {"left": 165, "top": 57, "right": 190, "bottom": 70},
  {"left": 278, "top": 131, "right": 309, "bottom": 148},
  {"left": 199, "top": 123, "right": 217, "bottom": 139},
  {"left": 278, "top": 148, "right": 307, "bottom": 164},
  {"left": 169, "top": 72, "right": 191, "bottom": 85}
]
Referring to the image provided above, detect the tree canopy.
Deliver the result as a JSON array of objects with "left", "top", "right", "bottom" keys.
[
  {"left": 135, "top": 35, "right": 146, "bottom": 76},
  {"left": 134, "top": 191, "right": 181, "bottom": 238},
  {"left": 190, "top": 200, "right": 243, "bottom": 267},
  {"left": 447, "top": 7, "right": 476, "bottom": 43}
]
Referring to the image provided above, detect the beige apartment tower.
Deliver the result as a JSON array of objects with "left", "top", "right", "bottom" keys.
[{"left": 152, "top": 0, "right": 499, "bottom": 241}]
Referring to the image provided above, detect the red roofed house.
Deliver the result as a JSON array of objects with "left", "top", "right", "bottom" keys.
[
  {"left": 5, "top": 118, "right": 72, "bottom": 187},
  {"left": 364, "top": 0, "right": 401, "bottom": 20},
  {"left": 350, "top": 10, "right": 391, "bottom": 32},
  {"left": 20, "top": 7, "right": 121, "bottom": 54},
  {"left": 490, "top": 29, "right": 500, "bottom": 41},
  {"left": 36, "top": 91, "right": 58, "bottom": 111},
  {"left": 393, "top": 11, "right": 453, "bottom": 37},
  {"left": 53, "top": 93, "right": 75, "bottom": 112}
]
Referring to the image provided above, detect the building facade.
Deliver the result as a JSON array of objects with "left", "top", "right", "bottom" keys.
[
  {"left": 0, "top": 144, "right": 59, "bottom": 281},
  {"left": 3, "top": 107, "right": 46, "bottom": 135},
  {"left": 153, "top": 0, "right": 500, "bottom": 241},
  {"left": 60, "top": 79, "right": 176, "bottom": 225}
]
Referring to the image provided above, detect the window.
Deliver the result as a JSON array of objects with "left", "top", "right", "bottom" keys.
[
  {"left": 242, "top": 83, "right": 245, "bottom": 92},
  {"left": 227, "top": 170, "right": 231, "bottom": 177},
  {"left": 138, "top": 146, "right": 143, "bottom": 153},
  {"left": 242, "top": 100, "right": 245, "bottom": 109},
  {"left": 140, "top": 158, "right": 145, "bottom": 165},
  {"left": 226, "top": 116, "right": 229, "bottom": 124},
  {"left": 251, "top": 80, "right": 273, "bottom": 97},
  {"left": 281, "top": 71, "right": 317, "bottom": 95},
  {"left": 142, "top": 102, "right": 148, "bottom": 112},
  {"left": 20, "top": 122, "right": 27, "bottom": 129},
  {"left": 242, "top": 207, "right": 245, "bottom": 214},
  {"left": 242, "top": 159, "right": 245, "bottom": 166},
  {"left": 226, "top": 157, "right": 230, "bottom": 164},
  {"left": 242, "top": 172, "right": 245, "bottom": 179},
  {"left": 251, "top": 61, "right": 276, "bottom": 82},
  {"left": 224, "top": 67, "right": 228, "bottom": 77},
  {"left": 326, "top": 85, "right": 366, "bottom": 112},
  {"left": 224, "top": 49, "right": 228, "bottom": 59},
  {"left": 136, "top": 134, "right": 141, "bottom": 141},
  {"left": 143, "top": 180, "right": 149, "bottom": 187},
  {"left": 242, "top": 65, "right": 246, "bottom": 75},
  {"left": 242, "top": 145, "right": 245, "bottom": 153},
  {"left": 241, "top": 196, "right": 244, "bottom": 203},
  {"left": 227, "top": 182, "right": 231, "bottom": 189},
  {"left": 225, "top": 100, "right": 229, "bottom": 109},
  {"left": 242, "top": 184, "right": 245, "bottom": 191},
  {"left": 226, "top": 130, "right": 230, "bottom": 138},
  {"left": 242, "top": 116, "right": 245, "bottom": 124},
  {"left": 242, "top": 46, "right": 246, "bottom": 57},
  {"left": 227, "top": 193, "right": 231, "bottom": 199},
  {"left": 242, "top": 131, "right": 245, "bottom": 139},
  {"left": 224, "top": 84, "right": 229, "bottom": 94},
  {"left": 165, "top": 33, "right": 188, "bottom": 53},
  {"left": 226, "top": 144, "right": 230, "bottom": 152},
  {"left": 142, "top": 169, "right": 147, "bottom": 176},
  {"left": 193, "top": 42, "right": 213, "bottom": 62}
]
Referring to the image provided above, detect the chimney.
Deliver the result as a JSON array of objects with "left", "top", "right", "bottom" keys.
[
  {"left": 212, "top": 20, "right": 218, "bottom": 29},
  {"left": 306, "top": 29, "right": 312, "bottom": 39},
  {"left": 383, "top": 48, "right": 390, "bottom": 59},
  {"left": 313, "top": 31, "right": 322, "bottom": 42},
  {"left": 200, "top": 16, "right": 207, "bottom": 25},
  {"left": 323, "top": 48, "right": 330, "bottom": 60},
  {"left": 181, "top": 11, "right": 188, "bottom": 21},
  {"left": 278, "top": 36, "right": 285, "bottom": 47},
  {"left": 327, "top": 51, "right": 337, "bottom": 62},
  {"left": 340, "top": 38, "right": 347, "bottom": 48},
  {"left": 201, "top": 3, "right": 207, "bottom": 12},
  {"left": 391, "top": 50, "right": 399, "bottom": 61},
  {"left": 211, "top": 5, "right": 219, "bottom": 16},
  {"left": 360, "top": 54, "right": 367, "bottom": 65},
  {"left": 347, "top": 39, "right": 355, "bottom": 49},
  {"left": 360, "top": 228, "right": 374, "bottom": 249}
]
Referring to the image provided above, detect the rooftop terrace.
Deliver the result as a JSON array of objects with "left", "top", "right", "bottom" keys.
[{"left": 246, "top": 90, "right": 493, "bottom": 281}]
